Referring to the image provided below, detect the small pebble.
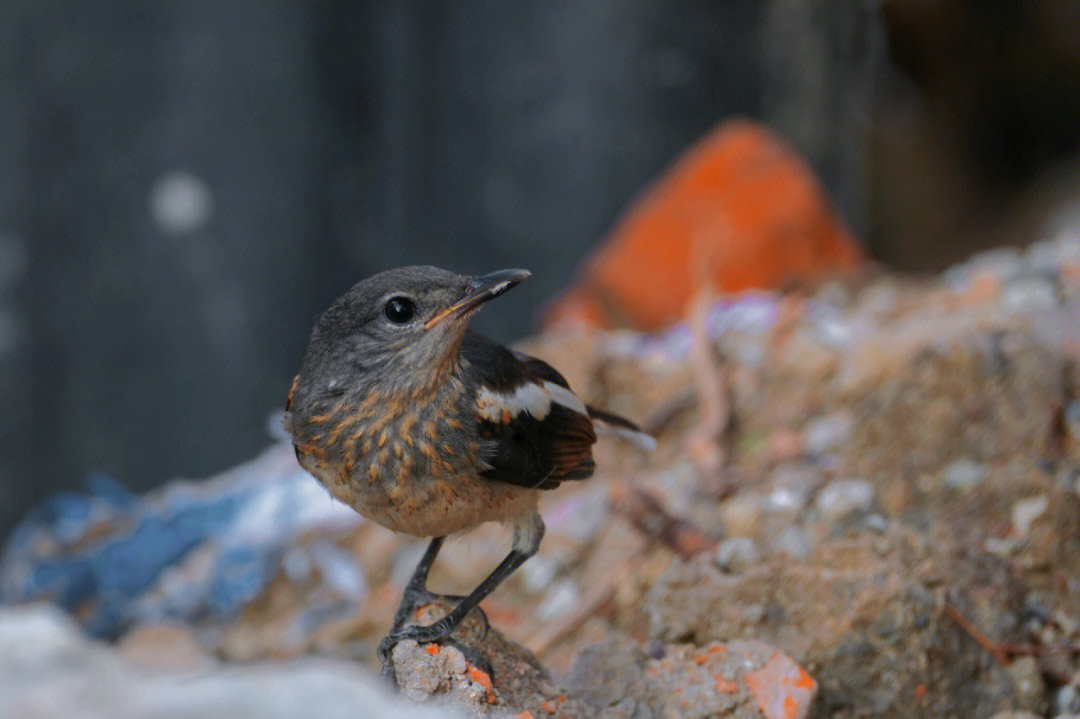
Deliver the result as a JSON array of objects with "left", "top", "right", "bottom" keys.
[
  {"left": 803, "top": 413, "right": 854, "bottom": 456},
  {"left": 1001, "top": 276, "right": 1060, "bottom": 313},
  {"left": 766, "top": 465, "right": 816, "bottom": 514},
  {"left": 815, "top": 479, "right": 875, "bottom": 521},
  {"left": 1012, "top": 495, "right": 1049, "bottom": 536},
  {"left": 863, "top": 513, "right": 888, "bottom": 533},
  {"left": 807, "top": 304, "right": 854, "bottom": 350},
  {"left": 713, "top": 537, "right": 760, "bottom": 573},
  {"left": 942, "top": 247, "right": 1020, "bottom": 291},
  {"left": 942, "top": 458, "right": 987, "bottom": 492},
  {"left": 770, "top": 526, "right": 811, "bottom": 559},
  {"left": 1007, "top": 656, "right": 1045, "bottom": 711},
  {"left": 720, "top": 495, "right": 763, "bottom": 538},
  {"left": 1055, "top": 683, "right": 1080, "bottom": 716}
]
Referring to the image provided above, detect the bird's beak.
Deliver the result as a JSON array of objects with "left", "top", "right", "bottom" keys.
[{"left": 425, "top": 269, "right": 531, "bottom": 330}]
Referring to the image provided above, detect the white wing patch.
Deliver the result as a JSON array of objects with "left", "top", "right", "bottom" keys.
[
  {"left": 544, "top": 382, "right": 588, "bottom": 416},
  {"left": 477, "top": 380, "right": 587, "bottom": 422}
]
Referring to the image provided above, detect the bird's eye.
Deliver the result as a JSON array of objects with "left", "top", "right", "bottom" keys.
[{"left": 384, "top": 296, "right": 416, "bottom": 324}]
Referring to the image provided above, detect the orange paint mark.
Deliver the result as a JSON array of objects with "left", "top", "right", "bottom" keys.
[
  {"left": 708, "top": 644, "right": 727, "bottom": 654},
  {"left": 783, "top": 695, "right": 798, "bottom": 718},
  {"left": 515, "top": 713, "right": 535, "bottom": 719},
  {"left": 468, "top": 665, "right": 494, "bottom": 692},
  {"left": 539, "top": 699, "right": 557, "bottom": 713},
  {"left": 468, "top": 663, "right": 498, "bottom": 704},
  {"left": 914, "top": 683, "right": 927, "bottom": 697},
  {"left": 694, "top": 654, "right": 709, "bottom": 665},
  {"left": 793, "top": 665, "right": 815, "bottom": 691},
  {"left": 713, "top": 674, "right": 738, "bottom": 693},
  {"left": 425, "top": 644, "right": 440, "bottom": 655},
  {"left": 556, "top": 695, "right": 567, "bottom": 703}
]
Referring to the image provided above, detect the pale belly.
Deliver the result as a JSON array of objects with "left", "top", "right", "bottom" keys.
[{"left": 297, "top": 438, "right": 539, "bottom": 537}]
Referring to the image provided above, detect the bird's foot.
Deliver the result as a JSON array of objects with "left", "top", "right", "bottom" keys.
[
  {"left": 376, "top": 618, "right": 494, "bottom": 687},
  {"left": 377, "top": 616, "right": 453, "bottom": 664}
]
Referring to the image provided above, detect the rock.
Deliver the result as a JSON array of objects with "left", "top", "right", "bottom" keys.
[
  {"left": 714, "top": 538, "right": 761, "bottom": 573},
  {"left": 814, "top": 479, "right": 875, "bottom": 522},
  {"left": 720, "top": 495, "right": 764, "bottom": 539},
  {"left": 1001, "top": 276, "right": 1060, "bottom": 313},
  {"left": 1012, "top": 495, "right": 1049, "bottom": 536},
  {"left": 645, "top": 527, "right": 1030, "bottom": 717},
  {"left": 849, "top": 331, "right": 1064, "bottom": 480},
  {"left": 566, "top": 636, "right": 816, "bottom": 719},
  {"left": 1006, "top": 656, "right": 1047, "bottom": 715},
  {"left": 802, "top": 412, "right": 854, "bottom": 456},
  {"left": 384, "top": 601, "right": 593, "bottom": 719},
  {"left": 563, "top": 635, "right": 649, "bottom": 714},
  {"left": 542, "top": 119, "right": 864, "bottom": 331},
  {"left": 941, "top": 457, "right": 987, "bottom": 491},
  {"left": 742, "top": 648, "right": 817, "bottom": 719},
  {"left": 392, "top": 641, "right": 491, "bottom": 710}
]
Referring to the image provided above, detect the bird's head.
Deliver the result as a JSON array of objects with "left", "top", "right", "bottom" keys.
[{"left": 298, "top": 265, "right": 530, "bottom": 395}]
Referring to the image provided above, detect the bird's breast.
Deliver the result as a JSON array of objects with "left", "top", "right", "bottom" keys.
[{"left": 290, "top": 380, "right": 537, "bottom": 536}]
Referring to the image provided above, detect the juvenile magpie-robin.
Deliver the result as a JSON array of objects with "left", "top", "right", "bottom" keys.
[{"left": 284, "top": 266, "right": 653, "bottom": 670}]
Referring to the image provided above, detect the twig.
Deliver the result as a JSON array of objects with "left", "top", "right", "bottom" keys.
[
  {"left": 994, "top": 642, "right": 1080, "bottom": 656},
  {"left": 609, "top": 484, "right": 720, "bottom": 559},
  {"left": 686, "top": 288, "right": 731, "bottom": 481},
  {"left": 941, "top": 603, "right": 1011, "bottom": 665}
]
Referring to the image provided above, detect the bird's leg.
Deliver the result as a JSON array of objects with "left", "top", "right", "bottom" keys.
[
  {"left": 378, "top": 512, "right": 545, "bottom": 668},
  {"left": 386, "top": 536, "right": 445, "bottom": 635},
  {"left": 383, "top": 536, "right": 490, "bottom": 640}
]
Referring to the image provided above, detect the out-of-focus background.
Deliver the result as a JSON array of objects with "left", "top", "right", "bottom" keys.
[
  {"left": 5, "top": 3, "right": 1080, "bottom": 717},
  {"left": 3, "top": 1, "right": 1079, "bottom": 537}
]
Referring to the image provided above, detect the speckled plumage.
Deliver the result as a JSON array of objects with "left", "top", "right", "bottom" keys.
[{"left": 284, "top": 266, "right": 650, "bottom": 672}]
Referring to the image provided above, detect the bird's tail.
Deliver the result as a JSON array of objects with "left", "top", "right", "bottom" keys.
[{"left": 587, "top": 406, "right": 657, "bottom": 452}]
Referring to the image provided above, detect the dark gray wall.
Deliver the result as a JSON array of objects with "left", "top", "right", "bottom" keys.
[{"left": 0, "top": 1, "right": 784, "bottom": 536}]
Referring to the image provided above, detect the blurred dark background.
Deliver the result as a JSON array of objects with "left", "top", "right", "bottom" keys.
[{"left": 2, "top": 0, "right": 1079, "bottom": 538}]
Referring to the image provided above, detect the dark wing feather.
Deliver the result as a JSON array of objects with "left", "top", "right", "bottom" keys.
[{"left": 460, "top": 331, "right": 596, "bottom": 490}]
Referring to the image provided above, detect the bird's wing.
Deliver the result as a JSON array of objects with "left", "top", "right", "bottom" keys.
[{"left": 460, "top": 331, "right": 596, "bottom": 490}]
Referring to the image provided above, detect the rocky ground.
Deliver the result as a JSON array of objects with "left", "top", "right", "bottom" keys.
[{"left": 5, "top": 234, "right": 1080, "bottom": 718}]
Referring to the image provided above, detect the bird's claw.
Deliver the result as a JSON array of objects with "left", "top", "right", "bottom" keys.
[
  {"left": 377, "top": 620, "right": 494, "bottom": 687},
  {"left": 377, "top": 617, "right": 453, "bottom": 664}
]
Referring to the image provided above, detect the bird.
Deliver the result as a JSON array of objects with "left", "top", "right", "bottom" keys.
[{"left": 284, "top": 266, "right": 654, "bottom": 674}]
